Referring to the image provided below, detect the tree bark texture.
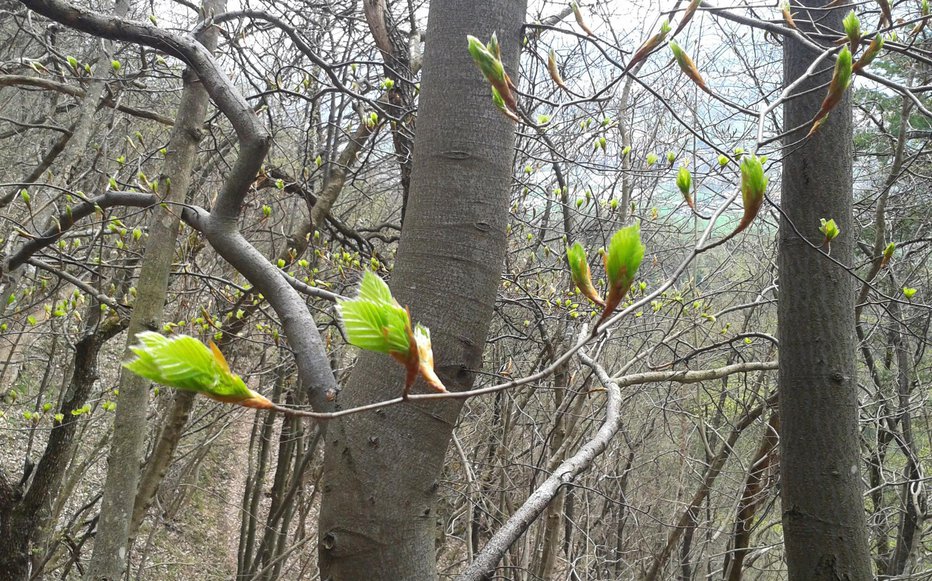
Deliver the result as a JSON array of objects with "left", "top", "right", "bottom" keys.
[
  {"left": 84, "top": 1, "right": 224, "bottom": 577},
  {"left": 779, "top": 2, "right": 873, "bottom": 579},
  {"left": 317, "top": 1, "right": 526, "bottom": 579}
]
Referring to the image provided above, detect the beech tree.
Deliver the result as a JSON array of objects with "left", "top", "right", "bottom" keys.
[{"left": 1, "top": 0, "right": 931, "bottom": 579}]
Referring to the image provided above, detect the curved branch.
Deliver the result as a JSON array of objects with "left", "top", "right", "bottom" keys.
[
  {"left": 1, "top": 190, "right": 157, "bottom": 274},
  {"left": 18, "top": 0, "right": 340, "bottom": 411}
]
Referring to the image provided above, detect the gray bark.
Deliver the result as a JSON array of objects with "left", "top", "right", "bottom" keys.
[
  {"left": 84, "top": 0, "right": 225, "bottom": 577},
  {"left": 316, "top": 1, "right": 526, "bottom": 578},
  {"left": 778, "top": 2, "right": 873, "bottom": 579}
]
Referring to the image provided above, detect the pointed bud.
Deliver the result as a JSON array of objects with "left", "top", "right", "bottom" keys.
[
  {"left": 808, "top": 47, "right": 853, "bottom": 137},
  {"left": 734, "top": 154, "right": 768, "bottom": 234},
  {"left": 853, "top": 35, "right": 884, "bottom": 73},
  {"left": 627, "top": 19, "right": 672, "bottom": 72},
  {"left": 547, "top": 49, "right": 568, "bottom": 90},
  {"left": 676, "top": 166, "right": 694, "bottom": 208},
  {"left": 881, "top": 242, "right": 895, "bottom": 267},
  {"left": 782, "top": 2, "right": 797, "bottom": 28},
  {"left": 843, "top": 10, "right": 861, "bottom": 53},
  {"left": 669, "top": 41, "right": 708, "bottom": 92},
  {"left": 673, "top": 0, "right": 700, "bottom": 37},
  {"left": 571, "top": 2, "right": 596, "bottom": 36},
  {"left": 598, "top": 224, "right": 645, "bottom": 328}
]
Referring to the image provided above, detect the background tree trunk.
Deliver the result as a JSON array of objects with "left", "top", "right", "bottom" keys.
[
  {"left": 84, "top": 1, "right": 224, "bottom": 577},
  {"left": 317, "top": 0, "right": 526, "bottom": 578},
  {"left": 778, "top": 2, "right": 873, "bottom": 578}
]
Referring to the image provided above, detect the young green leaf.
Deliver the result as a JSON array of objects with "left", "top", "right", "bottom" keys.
[
  {"left": 467, "top": 34, "right": 518, "bottom": 121},
  {"left": 597, "top": 223, "right": 645, "bottom": 328},
  {"left": 124, "top": 332, "right": 272, "bottom": 408},
  {"left": 337, "top": 271, "right": 447, "bottom": 393},
  {"left": 567, "top": 242, "right": 605, "bottom": 306},
  {"left": 842, "top": 10, "right": 860, "bottom": 52},
  {"left": 881, "top": 242, "right": 895, "bottom": 267},
  {"left": 808, "top": 47, "right": 853, "bottom": 137},
  {"left": 337, "top": 272, "right": 410, "bottom": 355},
  {"left": 669, "top": 41, "right": 708, "bottom": 92},
  {"left": 732, "top": 154, "right": 768, "bottom": 236},
  {"left": 902, "top": 287, "right": 917, "bottom": 299},
  {"left": 627, "top": 18, "right": 671, "bottom": 72},
  {"left": 819, "top": 218, "right": 840, "bottom": 242},
  {"left": 676, "top": 166, "right": 694, "bottom": 208}
]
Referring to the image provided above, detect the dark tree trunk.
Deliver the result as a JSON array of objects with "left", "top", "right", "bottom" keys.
[
  {"left": 778, "top": 2, "right": 873, "bottom": 578},
  {"left": 316, "top": 0, "right": 526, "bottom": 579},
  {"left": 0, "top": 323, "right": 123, "bottom": 579}
]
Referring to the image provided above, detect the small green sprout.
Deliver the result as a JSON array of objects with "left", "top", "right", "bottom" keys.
[
  {"left": 819, "top": 218, "right": 840, "bottom": 242},
  {"left": 676, "top": 166, "right": 694, "bottom": 209},
  {"left": 567, "top": 242, "right": 605, "bottom": 307}
]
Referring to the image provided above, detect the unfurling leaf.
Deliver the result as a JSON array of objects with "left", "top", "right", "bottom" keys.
[
  {"left": 808, "top": 46, "right": 853, "bottom": 137},
  {"left": 337, "top": 271, "right": 447, "bottom": 393},
  {"left": 676, "top": 166, "right": 694, "bottom": 208},
  {"left": 733, "top": 154, "right": 768, "bottom": 236},
  {"left": 902, "top": 287, "right": 917, "bottom": 299},
  {"left": 646, "top": 152, "right": 658, "bottom": 166},
  {"left": 842, "top": 10, "right": 861, "bottom": 53},
  {"left": 881, "top": 242, "right": 895, "bottom": 267},
  {"left": 571, "top": 2, "right": 596, "bottom": 36},
  {"left": 853, "top": 35, "right": 884, "bottom": 73},
  {"left": 819, "top": 218, "right": 840, "bottom": 242},
  {"left": 627, "top": 19, "right": 672, "bottom": 72},
  {"left": 124, "top": 332, "right": 273, "bottom": 409},
  {"left": 669, "top": 41, "right": 708, "bottom": 92},
  {"left": 467, "top": 35, "right": 518, "bottom": 121},
  {"left": 547, "top": 49, "right": 568, "bottom": 90},
  {"left": 598, "top": 224, "right": 645, "bottom": 328},
  {"left": 567, "top": 242, "right": 605, "bottom": 307}
]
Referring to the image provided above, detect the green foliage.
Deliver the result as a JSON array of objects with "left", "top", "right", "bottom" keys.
[
  {"left": 843, "top": 10, "right": 860, "bottom": 47},
  {"left": 676, "top": 166, "right": 694, "bottom": 208},
  {"left": 605, "top": 224, "right": 645, "bottom": 291},
  {"left": 740, "top": 154, "right": 768, "bottom": 208},
  {"left": 819, "top": 218, "right": 840, "bottom": 241},
  {"left": 337, "top": 270, "right": 411, "bottom": 356},
  {"left": 124, "top": 332, "right": 262, "bottom": 405}
]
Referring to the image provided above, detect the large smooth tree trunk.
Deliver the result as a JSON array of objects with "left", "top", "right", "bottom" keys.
[
  {"left": 317, "top": 1, "right": 526, "bottom": 579},
  {"left": 778, "top": 2, "right": 873, "bottom": 578},
  {"left": 84, "top": 1, "right": 224, "bottom": 577}
]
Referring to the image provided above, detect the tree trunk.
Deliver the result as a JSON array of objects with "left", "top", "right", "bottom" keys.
[
  {"left": 317, "top": 1, "right": 526, "bottom": 578},
  {"left": 778, "top": 2, "right": 873, "bottom": 578},
  {"left": 84, "top": 1, "right": 224, "bottom": 578}
]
